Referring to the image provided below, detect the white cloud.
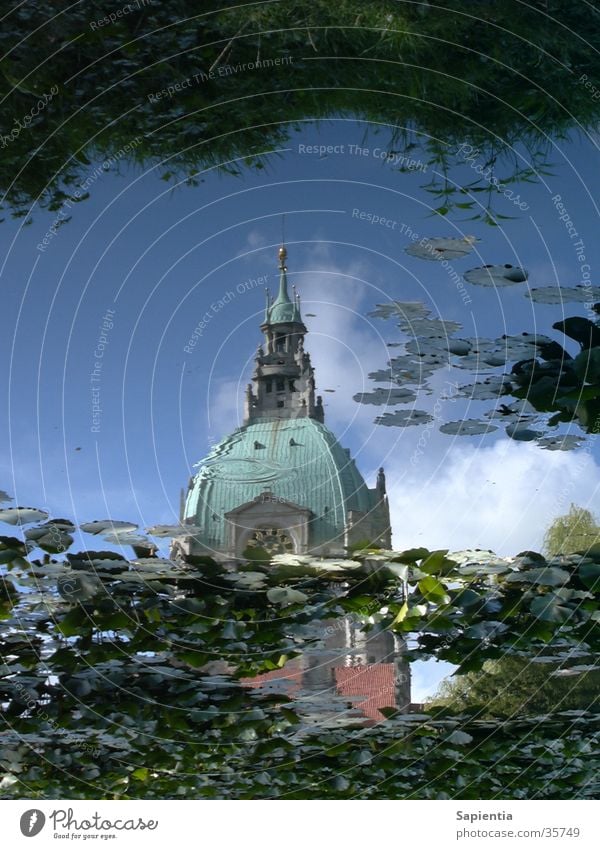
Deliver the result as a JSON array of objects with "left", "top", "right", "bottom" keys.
[
  {"left": 385, "top": 437, "right": 600, "bottom": 555},
  {"left": 243, "top": 229, "right": 269, "bottom": 250},
  {"left": 208, "top": 378, "right": 247, "bottom": 435}
]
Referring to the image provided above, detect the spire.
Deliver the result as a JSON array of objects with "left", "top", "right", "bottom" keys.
[
  {"left": 248, "top": 243, "right": 320, "bottom": 425},
  {"left": 377, "top": 467, "right": 387, "bottom": 496},
  {"left": 265, "top": 245, "right": 303, "bottom": 325}
]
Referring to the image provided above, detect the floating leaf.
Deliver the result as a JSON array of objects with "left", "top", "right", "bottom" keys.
[
  {"left": 455, "top": 377, "right": 512, "bottom": 400},
  {"left": 131, "top": 557, "right": 178, "bottom": 568},
  {"left": 266, "top": 587, "right": 308, "bottom": 606},
  {"left": 579, "top": 562, "right": 600, "bottom": 590},
  {"left": 551, "top": 665, "right": 599, "bottom": 676},
  {"left": 418, "top": 575, "right": 449, "bottom": 602},
  {"left": 146, "top": 524, "right": 202, "bottom": 538},
  {"left": 57, "top": 574, "right": 103, "bottom": 602},
  {"left": 526, "top": 285, "right": 600, "bottom": 304},
  {"left": 225, "top": 571, "right": 267, "bottom": 589},
  {"left": 80, "top": 520, "right": 138, "bottom": 535},
  {"left": 439, "top": 420, "right": 498, "bottom": 436},
  {"left": 405, "top": 235, "right": 477, "bottom": 261},
  {"left": 353, "top": 388, "right": 416, "bottom": 405},
  {"left": 397, "top": 318, "right": 462, "bottom": 336},
  {"left": 536, "top": 435, "right": 582, "bottom": 451},
  {"left": 375, "top": 409, "right": 434, "bottom": 427},
  {"left": 103, "top": 531, "right": 153, "bottom": 546},
  {"left": 530, "top": 594, "right": 572, "bottom": 623},
  {"left": 368, "top": 301, "right": 431, "bottom": 321},
  {"left": 446, "top": 730, "right": 473, "bottom": 745},
  {"left": 506, "top": 423, "right": 543, "bottom": 441},
  {"left": 464, "top": 264, "right": 528, "bottom": 287},
  {"left": 506, "top": 566, "right": 570, "bottom": 586},
  {"left": 0, "top": 507, "right": 49, "bottom": 525}
]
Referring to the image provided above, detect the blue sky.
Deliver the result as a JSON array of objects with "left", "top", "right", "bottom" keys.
[{"left": 2, "top": 118, "right": 600, "bottom": 557}]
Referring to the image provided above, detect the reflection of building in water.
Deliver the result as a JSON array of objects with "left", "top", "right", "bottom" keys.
[
  {"left": 177, "top": 243, "right": 411, "bottom": 714},
  {"left": 174, "top": 245, "right": 391, "bottom": 561},
  {"left": 244, "top": 618, "right": 411, "bottom": 724}
]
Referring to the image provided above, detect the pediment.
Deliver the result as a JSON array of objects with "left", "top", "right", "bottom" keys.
[{"left": 225, "top": 491, "right": 312, "bottom": 520}]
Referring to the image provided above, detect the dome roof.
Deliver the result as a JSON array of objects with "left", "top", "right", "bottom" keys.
[{"left": 183, "top": 417, "right": 376, "bottom": 552}]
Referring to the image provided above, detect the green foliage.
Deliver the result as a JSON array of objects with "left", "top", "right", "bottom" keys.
[
  {"left": 1, "top": 523, "right": 600, "bottom": 799},
  {"left": 430, "top": 657, "right": 600, "bottom": 718},
  {"left": 544, "top": 504, "right": 600, "bottom": 557},
  {"left": 1, "top": 1, "right": 600, "bottom": 221}
]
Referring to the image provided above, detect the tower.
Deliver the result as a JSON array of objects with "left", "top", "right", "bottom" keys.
[
  {"left": 176, "top": 246, "right": 392, "bottom": 562},
  {"left": 244, "top": 245, "right": 324, "bottom": 424}
]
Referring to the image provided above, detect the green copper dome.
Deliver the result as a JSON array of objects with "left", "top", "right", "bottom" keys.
[{"left": 183, "top": 417, "right": 377, "bottom": 552}]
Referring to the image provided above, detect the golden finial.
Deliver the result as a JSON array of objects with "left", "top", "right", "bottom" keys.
[{"left": 278, "top": 245, "right": 287, "bottom": 269}]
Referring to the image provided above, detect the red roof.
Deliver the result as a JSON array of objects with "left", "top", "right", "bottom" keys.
[
  {"left": 335, "top": 664, "right": 396, "bottom": 723},
  {"left": 241, "top": 657, "right": 304, "bottom": 697},
  {"left": 242, "top": 660, "right": 396, "bottom": 723}
]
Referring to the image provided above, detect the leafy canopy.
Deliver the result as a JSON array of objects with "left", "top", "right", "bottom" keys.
[
  {"left": 1, "top": 1, "right": 600, "bottom": 220},
  {"left": 1, "top": 511, "right": 599, "bottom": 799}
]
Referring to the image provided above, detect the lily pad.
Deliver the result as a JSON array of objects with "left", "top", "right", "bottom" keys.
[
  {"left": 405, "top": 235, "right": 477, "bottom": 261},
  {"left": 375, "top": 409, "right": 434, "bottom": 427},
  {"left": 353, "top": 388, "right": 416, "bottom": 405},
  {"left": 536, "top": 435, "right": 582, "bottom": 451},
  {"left": 464, "top": 264, "right": 528, "bottom": 286},
  {"left": 383, "top": 353, "right": 446, "bottom": 385},
  {"left": 551, "top": 664, "right": 599, "bottom": 676},
  {"left": 0, "top": 507, "right": 49, "bottom": 525},
  {"left": 526, "top": 285, "right": 600, "bottom": 304},
  {"left": 439, "top": 420, "right": 498, "bottom": 436},
  {"left": 405, "top": 337, "right": 473, "bottom": 357},
  {"left": 267, "top": 587, "right": 308, "bottom": 606},
  {"left": 398, "top": 318, "right": 463, "bottom": 336},
  {"left": 459, "top": 562, "right": 511, "bottom": 575},
  {"left": 496, "top": 333, "right": 553, "bottom": 358},
  {"left": 146, "top": 524, "right": 201, "bottom": 538},
  {"left": 455, "top": 377, "right": 512, "bottom": 400},
  {"left": 24, "top": 525, "right": 74, "bottom": 553},
  {"left": 530, "top": 594, "right": 572, "bottom": 623},
  {"left": 270, "top": 553, "right": 316, "bottom": 567},
  {"left": 224, "top": 571, "right": 267, "bottom": 589},
  {"left": 506, "top": 423, "right": 543, "bottom": 441},
  {"left": 368, "top": 301, "right": 431, "bottom": 321},
  {"left": 131, "top": 557, "right": 178, "bottom": 568},
  {"left": 445, "top": 730, "right": 473, "bottom": 745},
  {"left": 57, "top": 573, "right": 103, "bottom": 602},
  {"left": 505, "top": 566, "right": 570, "bottom": 586},
  {"left": 80, "top": 520, "right": 138, "bottom": 535},
  {"left": 102, "top": 531, "right": 154, "bottom": 546}
]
